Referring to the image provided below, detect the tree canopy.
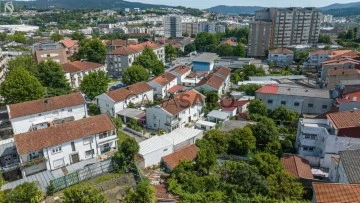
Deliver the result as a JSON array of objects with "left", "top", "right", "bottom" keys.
[
  {"left": 133, "top": 47, "right": 164, "bottom": 76},
  {"left": 122, "top": 65, "right": 150, "bottom": 85},
  {"left": 76, "top": 39, "right": 107, "bottom": 63},
  {"left": 267, "top": 171, "right": 304, "bottom": 200},
  {"left": 252, "top": 152, "right": 283, "bottom": 177},
  {"left": 250, "top": 117, "right": 280, "bottom": 150},
  {"left": 123, "top": 180, "right": 156, "bottom": 203},
  {"left": 62, "top": 185, "right": 107, "bottom": 203},
  {"left": 165, "top": 44, "right": 177, "bottom": 60},
  {"left": 7, "top": 56, "right": 38, "bottom": 76},
  {"left": 4, "top": 182, "right": 43, "bottom": 203},
  {"left": 270, "top": 105, "right": 299, "bottom": 125},
  {"left": 238, "top": 84, "right": 262, "bottom": 96},
  {"left": 80, "top": 71, "right": 110, "bottom": 100},
  {"left": 248, "top": 99, "right": 268, "bottom": 116},
  {"left": 50, "top": 33, "right": 64, "bottom": 42}
]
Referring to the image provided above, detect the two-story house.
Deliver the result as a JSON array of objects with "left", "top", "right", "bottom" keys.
[
  {"left": 268, "top": 48, "right": 294, "bottom": 67},
  {"left": 303, "top": 49, "right": 352, "bottom": 68},
  {"left": 59, "top": 39, "right": 79, "bottom": 57},
  {"left": 296, "top": 110, "right": 360, "bottom": 169},
  {"left": 196, "top": 73, "right": 226, "bottom": 95},
  {"left": 145, "top": 89, "right": 205, "bottom": 132},
  {"left": 169, "top": 65, "right": 191, "bottom": 85},
  {"left": 7, "top": 92, "right": 87, "bottom": 135},
  {"left": 96, "top": 81, "right": 153, "bottom": 117},
  {"left": 214, "top": 66, "right": 231, "bottom": 90},
  {"left": 147, "top": 72, "right": 177, "bottom": 99},
  {"left": 14, "top": 114, "right": 117, "bottom": 177},
  {"left": 62, "top": 61, "right": 107, "bottom": 88},
  {"left": 106, "top": 41, "right": 165, "bottom": 78}
]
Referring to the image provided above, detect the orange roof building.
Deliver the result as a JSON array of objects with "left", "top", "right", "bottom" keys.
[
  {"left": 161, "top": 145, "right": 199, "bottom": 171},
  {"left": 312, "top": 183, "right": 360, "bottom": 203}
]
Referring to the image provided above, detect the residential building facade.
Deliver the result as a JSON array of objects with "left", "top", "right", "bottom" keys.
[
  {"left": 147, "top": 72, "right": 177, "bottom": 99},
  {"left": 33, "top": 41, "right": 68, "bottom": 64},
  {"left": 164, "top": 15, "right": 182, "bottom": 38},
  {"left": 268, "top": 48, "right": 294, "bottom": 67},
  {"left": 247, "top": 21, "right": 272, "bottom": 58}
]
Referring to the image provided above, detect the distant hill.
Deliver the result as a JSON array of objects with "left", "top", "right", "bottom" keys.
[
  {"left": 320, "top": 1, "right": 360, "bottom": 11},
  {"left": 207, "top": 5, "right": 263, "bottom": 15},
  {"left": 15, "top": 0, "right": 171, "bottom": 10}
]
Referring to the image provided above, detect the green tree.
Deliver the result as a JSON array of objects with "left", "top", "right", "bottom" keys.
[
  {"left": 62, "top": 185, "right": 107, "bottom": 203},
  {"left": 204, "top": 91, "right": 219, "bottom": 113},
  {"left": 267, "top": 171, "right": 304, "bottom": 200},
  {"left": 252, "top": 153, "right": 283, "bottom": 177},
  {"left": 5, "top": 182, "right": 43, "bottom": 203},
  {"left": 194, "top": 32, "right": 219, "bottom": 52},
  {"left": 80, "top": 71, "right": 110, "bottom": 100},
  {"left": 123, "top": 180, "right": 156, "bottom": 203},
  {"left": 250, "top": 117, "right": 280, "bottom": 150},
  {"left": 233, "top": 43, "right": 246, "bottom": 57},
  {"left": 50, "top": 33, "right": 64, "bottom": 42},
  {"left": 0, "top": 68, "right": 45, "bottom": 104},
  {"left": 133, "top": 47, "right": 164, "bottom": 75},
  {"left": 0, "top": 32, "right": 6, "bottom": 41},
  {"left": 112, "top": 117, "right": 123, "bottom": 129},
  {"left": 270, "top": 105, "right": 299, "bottom": 125},
  {"left": 195, "top": 142, "right": 217, "bottom": 175},
  {"left": 6, "top": 31, "right": 26, "bottom": 44},
  {"left": 7, "top": 56, "right": 38, "bottom": 76},
  {"left": 183, "top": 32, "right": 189, "bottom": 37},
  {"left": 37, "top": 60, "right": 72, "bottom": 96},
  {"left": 184, "top": 44, "right": 196, "bottom": 55},
  {"left": 242, "top": 64, "right": 265, "bottom": 80},
  {"left": 113, "top": 135, "right": 139, "bottom": 170},
  {"left": 215, "top": 44, "right": 234, "bottom": 56},
  {"left": 198, "top": 129, "right": 229, "bottom": 154},
  {"left": 230, "top": 70, "right": 245, "bottom": 84},
  {"left": 141, "top": 47, "right": 158, "bottom": 61},
  {"left": 122, "top": 65, "right": 150, "bottom": 85},
  {"left": 165, "top": 44, "right": 177, "bottom": 60},
  {"left": 318, "top": 34, "right": 331, "bottom": 44},
  {"left": 228, "top": 127, "right": 256, "bottom": 156},
  {"left": 76, "top": 39, "right": 107, "bottom": 63},
  {"left": 71, "top": 32, "right": 86, "bottom": 41},
  {"left": 151, "top": 60, "right": 165, "bottom": 76},
  {"left": 238, "top": 84, "right": 262, "bottom": 96},
  {"left": 248, "top": 99, "right": 268, "bottom": 116}
]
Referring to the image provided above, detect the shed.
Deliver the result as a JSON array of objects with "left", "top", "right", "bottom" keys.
[
  {"left": 207, "top": 110, "right": 230, "bottom": 123},
  {"left": 195, "top": 120, "right": 216, "bottom": 130}
]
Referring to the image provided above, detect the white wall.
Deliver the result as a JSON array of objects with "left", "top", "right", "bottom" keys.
[
  {"left": 143, "top": 145, "right": 173, "bottom": 167},
  {"left": 11, "top": 104, "right": 87, "bottom": 135},
  {"left": 147, "top": 78, "right": 177, "bottom": 99},
  {"left": 69, "top": 66, "right": 107, "bottom": 88}
]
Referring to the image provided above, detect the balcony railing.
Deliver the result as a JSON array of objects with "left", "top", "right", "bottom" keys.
[
  {"left": 20, "top": 157, "right": 46, "bottom": 169},
  {"left": 165, "top": 118, "right": 180, "bottom": 126}
]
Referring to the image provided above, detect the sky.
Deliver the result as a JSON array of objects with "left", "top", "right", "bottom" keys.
[{"left": 126, "top": 0, "right": 360, "bottom": 9}]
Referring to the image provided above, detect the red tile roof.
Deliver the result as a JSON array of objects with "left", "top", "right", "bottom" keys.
[
  {"left": 162, "top": 145, "right": 199, "bottom": 170},
  {"left": 8, "top": 92, "right": 85, "bottom": 119},
  {"left": 59, "top": 39, "right": 78, "bottom": 48},
  {"left": 336, "top": 91, "right": 360, "bottom": 103},
  {"left": 62, "top": 61, "right": 104, "bottom": 73},
  {"left": 105, "top": 39, "right": 127, "bottom": 46},
  {"left": 220, "top": 99, "right": 249, "bottom": 109},
  {"left": 106, "top": 82, "right": 152, "bottom": 102},
  {"left": 255, "top": 84, "right": 279, "bottom": 94},
  {"left": 270, "top": 48, "right": 294, "bottom": 54},
  {"left": 167, "top": 85, "right": 186, "bottom": 93},
  {"left": 314, "top": 107, "right": 339, "bottom": 119},
  {"left": 160, "top": 89, "right": 205, "bottom": 115},
  {"left": 220, "top": 38, "right": 238, "bottom": 46},
  {"left": 327, "top": 110, "right": 360, "bottom": 129},
  {"left": 214, "top": 66, "right": 231, "bottom": 78},
  {"left": 281, "top": 154, "right": 313, "bottom": 179},
  {"left": 312, "top": 183, "right": 360, "bottom": 203},
  {"left": 108, "top": 41, "right": 163, "bottom": 55},
  {"left": 197, "top": 73, "right": 225, "bottom": 90},
  {"left": 328, "top": 69, "right": 360, "bottom": 76},
  {"left": 15, "top": 114, "right": 115, "bottom": 154},
  {"left": 170, "top": 65, "right": 191, "bottom": 75},
  {"left": 150, "top": 72, "right": 176, "bottom": 86}
]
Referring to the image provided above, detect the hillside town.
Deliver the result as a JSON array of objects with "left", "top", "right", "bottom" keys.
[{"left": 1, "top": 1, "right": 360, "bottom": 203}]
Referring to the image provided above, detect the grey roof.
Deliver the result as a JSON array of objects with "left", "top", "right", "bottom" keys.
[
  {"left": 117, "top": 108, "right": 145, "bottom": 119},
  {"left": 249, "top": 75, "right": 307, "bottom": 81},
  {"left": 0, "top": 139, "right": 16, "bottom": 157},
  {"left": 276, "top": 85, "right": 331, "bottom": 99},
  {"left": 220, "top": 120, "right": 256, "bottom": 132},
  {"left": 339, "top": 149, "right": 360, "bottom": 184},
  {"left": 207, "top": 110, "right": 230, "bottom": 120},
  {"left": 340, "top": 80, "right": 360, "bottom": 86},
  {"left": 193, "top": 52, "right": 218, "bottom": 63}
]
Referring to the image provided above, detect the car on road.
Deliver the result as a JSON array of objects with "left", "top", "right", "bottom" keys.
[{"left": 109, "top": 83, "right": 124, "bottom": 91}]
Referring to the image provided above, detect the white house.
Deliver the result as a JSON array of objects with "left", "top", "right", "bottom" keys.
[
  {"left": 106, "top": 41, "right": 165, "bottom": 78},
  {"left": 214, "top": 66, "right": 231, "bottom": 90},
  {"left": 196, "top": 73, "right": 226, "bottom": 95},
  {"left": 8, "top": 92, "right": 87, "bottom": 135},
  {"left": 296, "top": 110, "right": 360, "bottom": 169},
  {"left": 14, "top": 114, "right": 117, "bottom": 177},
  {"left": 169, "top": 65, "right": 191, "bottom": 84},
  {"left": 138, "top": 128, "right": 203, "bottom": 168},
  {"left": 303, "top": 49, "right": 353, "bottom": 68},
  {"left": 147, "top": 72, "right": 177, "bottom": 99},
  {"left": 62, "top": 61, "right": 106, "bottom": 88},
  {"left": 268, "top": 48, "right": 294, "bottom": 67},
  {"left": 145, "top": 89, "right": 205, "bottom": 132},
  {"left": 96, "top": 82, "right": 153, "bottom": 117}
]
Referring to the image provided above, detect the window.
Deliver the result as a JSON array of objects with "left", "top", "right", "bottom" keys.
[
  {"left": 53, "top": 158, "right": 65, "bottom": 168},
  {"left": 38, "top": 113, "right": 42, "bottom": 116},
  {"left": 52, "top": 145, "right": 62, "bottom": 154},
  {"left": 71, "top": 142, "right": 76, "bottom": 151},
  {"left": 106, "top": 103, "right": 109, "bottom": 107},
  {"left": 153, "top": 115, "right": 157, "bottom": 120},
  {"left": 308, "top": 103, "right": 314, "bottom": 108},
  {"left": 83, "top": 137, "right": 91, "bottom": 145},
  {"left": 302, "top": 146, "right": 314, "bottom": 151},
  {"left": 304, "top": 134, "right": 317, "bottom": 140},
  {"left": 68, "top": 108, "right": 73, "bottom": 113},
  {"left": 267, "top": 100, "right": 273, "bottom": 104},
  {"left": 99, "top": 132, "right": 110, "bottom": 139},
  {"left": 163, "top": 148, "right": 168, "bottom": 151},
  {"left": 294, "top": 102, "right": 300, "bottom": 106},
  {"left": 281, "top": 101, "right": 286, "bottom": 105},
  {"left": 154, "top": 123, "right": 157, "bottom": 127},
  {"left": 322, "top": 105, "right": 328, "bottom": 109},
  {"left": 85, "top": 149, "right": 94, "bottom": 158}
]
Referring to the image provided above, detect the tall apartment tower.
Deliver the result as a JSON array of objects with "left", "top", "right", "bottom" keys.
[
  {"left": 247, "top": 21, "right": 272, "bottom": 58},
  {"left": 248, "top": 7, "right": 322, "bottom": 57},
  {"left": 164, "top": 15, "right": 182, "bottom": 38}
]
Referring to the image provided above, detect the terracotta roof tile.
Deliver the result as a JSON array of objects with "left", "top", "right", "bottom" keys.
[
  {"left": 314, "top": 107, "right": 339, "bottom": 119},
  {"left": 106, "top": 82, "right": 152, "bottom": 102},
  {"left": 214, "top": 66, "right": 231, "bottom": 78},
  {"left": 281, "top": 154, "right": 313, "bottom": 179},
  {"left": 255, "top": 84, "right": 279, "bottom": 94},
  {"left": 106, "top": 39, "right": 127, "bottom": 46},
  {"left": 8, "top": 92, "right": 85, "bottom": 119},
  {"left": 159, "top": 89, "right": 205, "bottom": 115},
  {"left": 107, "top": 41, "right": 163, "bottom": 55},
  {"left": 150, "top": 72, "right": 176, "bottom": 86},
  {"left": 197, "top": 73, "right": 225, "bottom": 90},
  {"left": 59, "top": 39, "right": 78, "bottom": 48},
  {"left": 327, "top": 110, "right": 360, "bottom": 129},
  {"left": 336, "top": 91, "right": 360, "bottom": 103},
  {"left": 270, "top": 48, "right": 294, "bottom": 54},
  {"left": 15, "top": 114, "right": 115, "bottom": 154},
  {"left": 62, "top": 61, "right": 104, "bottom": 73},
  {"left": 162, "top": 145, "right": 199, "bottom": 170},
  {"left": 167, "top": 85, "right": 186, "bottom": 93},
  {"left": 170, "top": 65, "right": 191, "bottom": 75},
  {"left": 312, "top": 183, "right": 360, "bottom": 203}
]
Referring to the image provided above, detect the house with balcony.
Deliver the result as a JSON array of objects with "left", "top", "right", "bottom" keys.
[
  {"left": 147, "top": 72, "right": 177, "bottom": 99},
  {"left": 0, "top": 138, "right": 20, "bottom": 180},
  {"left": 296, "top": 110, "right": 360, "bottom": 169},
  {"left": 14, "top": 114, "right": 117, "bottom": 177},
  {"left": 8, "top": 92, "right": 87, "bottom": 135},
  {"left": 145, "top": 89, "right": 205, "bottom": 132},
  {"left": 96, "top": 82, "right": 153, "bottom": 117},
  {"left": 62, "top": 61, "right": 107, "bottom": 88}
]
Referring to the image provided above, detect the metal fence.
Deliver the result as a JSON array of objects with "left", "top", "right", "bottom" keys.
[{"left": 50, "top": 159, "right": 114, "bottom": 192}]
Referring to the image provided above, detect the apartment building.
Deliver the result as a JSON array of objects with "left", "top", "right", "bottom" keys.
[
  {"left": 320, "top": 57, "right": 359, "bottom": 81},
  {"left": 268, "top": 48, "right": 294, "bottom": 67},
  {"left": 62, "top": 61, "right": 107, "bottom": 88},
  {"left": 164, "top": 15, "right": 182, "bottom": 38},
  {"left": 247, "top": 21, "right": 272, "bottom": 58},
  {"left": 33, "top": 41, "right": 68, "bottom": 64},
  {"left": 96, "top": 82, "right": 153, "bottom": 117},
  {"left": 147, "top": 72, "right": 177, "bottom": 99},
  {"left": 145, "top": 89, "right": 205, "bottom": 132},
  {"left": 59, "top": 39, "right": 79, "bottom": 57},
  {"left": 14, "top": 114, "right": 117, "bottom": 177},
  {"left": 0, "top": 48, "right": 9, "bottom": 83},
  {"left": 255, "top": 84, "right": 333, "bottom": 114},
  {"left": 304, "top": 49, "right": 353, "bottom": 68},
  {"left": 7, "top": 92, "right": 87, "bottom": 135},
  {"left": 182, "top": 23, "right": 199, "bottom": 35},
  {"left": 106, "top": 41, "right": 165, "bottom": 78},
  {"left": 182, "top": 22, "right": 225, "bottom": 35},
  {"left": 327, "top": 69, "right": 360, "bottom": 90},
  {"left": 296, "top": 110, "right": 360, "bottom": 168}
]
